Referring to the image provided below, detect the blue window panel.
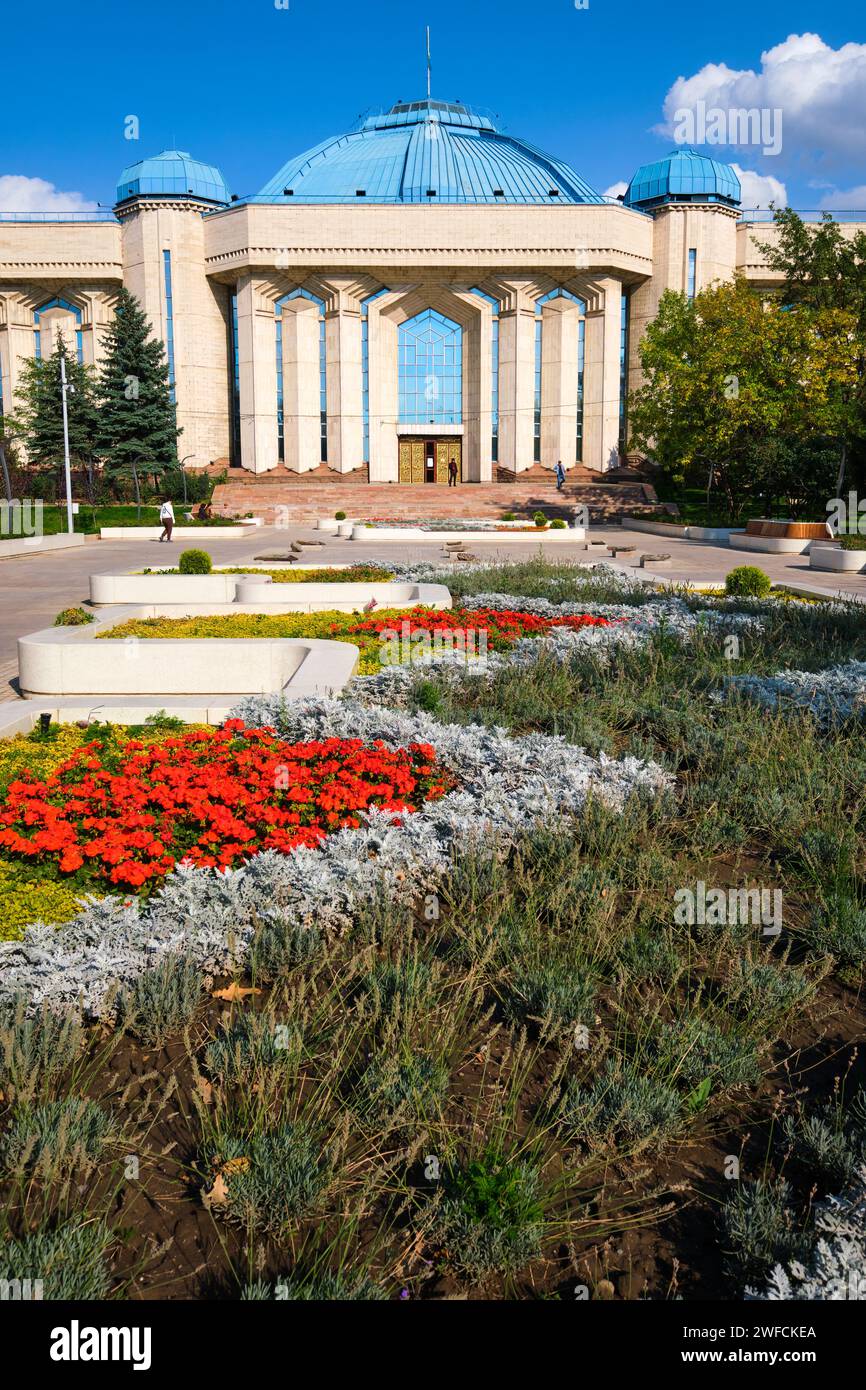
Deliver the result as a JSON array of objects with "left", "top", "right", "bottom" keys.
[
  {"left": 577, "top": 317, "right": 585, "bottom": 461},
  {"left": 398, "top": 309, "right": 462, "bottom": 424},
  {"left": 163, "top": 251, "right": 176, "bottom": 402},
  {"left": 274, "top": 288, "right": 328, "bottom": 461},
  {"left": 687, "top": 248, "right": 697, "bottom": 301},
  {"left": 33, "top": 296, "right": 84, "bottom": 364},
  {"left": 229, "top": 290, "right": 241, "bottom": 465},
  {"left": 619, "top": 290, "right": 630, "bottom": 448}
]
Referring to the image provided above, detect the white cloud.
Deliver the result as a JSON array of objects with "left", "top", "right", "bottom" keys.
[
  {"left": 603, "top": 180, "right": 628, "bottom": 200},
  {"left": 730, "top": 164, "right": 788, "bottom": 209},
  {"left": 819, "top": 186, "right": 866, "bottom": 210},
  {"left": 0, "top": 175, "right": 98, "bottom": 213},
  {"left": 658, "top": 33, "right": 866, "bottom": 168}
]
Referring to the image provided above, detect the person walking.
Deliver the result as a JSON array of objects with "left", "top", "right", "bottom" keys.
[
  {"left": 448, "top": 456, "right": 458, "bottom": 487},
  {"left": 159, "top": 497, "right": 175, "bottom": 542},
  {"left": 554, "top": 460, "right": 566, "bottom": 491}
]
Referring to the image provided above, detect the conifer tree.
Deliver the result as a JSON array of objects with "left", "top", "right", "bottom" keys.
[
  {"left": 9, "top": 334, "right": 98, "bottom": 470},
  {"left": 97, "top": 287, "right": 179, "bottom": 473}
]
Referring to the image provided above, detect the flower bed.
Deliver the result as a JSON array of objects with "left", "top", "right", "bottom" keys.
[
  {"left": 0, "top": 721, "right": 454, "bottom": 891},
  {"left": 144, "top": 564, "right": 395, "bottom": 584},
  {"left": 98, "top": 605, "right": 618, "bottom": 675},
  {"left": 0, "top": 699, "right": 671, "bottom": 1016}
]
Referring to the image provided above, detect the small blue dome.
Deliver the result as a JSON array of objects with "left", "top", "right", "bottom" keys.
[
  {"left": 251, "top": 98, "right": 602, "bottom": 205},
  {"left": 624, "top": 148, "right": 740, "bottom": 211},
  {"left": 115, "top": 150, "right": 231, "bottom": 207}
]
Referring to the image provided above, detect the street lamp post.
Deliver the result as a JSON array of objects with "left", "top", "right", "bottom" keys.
[
  {"left": 179, "top": 455, "right": 195, "bottom": 506},
  {"left": 59, "top": 353, "right": 75, "bottom": 534}
]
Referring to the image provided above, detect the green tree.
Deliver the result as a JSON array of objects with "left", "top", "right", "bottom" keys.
[
  {"left": 757, "top": 209, "right": 866, "bottom": 491},
  {"left": 97, "top": 287, "right": 179, "bottom": 474},
  {"left": 8, "top": 334, "right": 98, "bottom": 473},
  {"left": 628, "top": 279, "right": 859, "bottom": 521}
]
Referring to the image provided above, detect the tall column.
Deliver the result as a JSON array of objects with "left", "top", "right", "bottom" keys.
[
  {"left": 583, "top": 277, "right": 622, "bottom": 473},
  {"left": 367, "top": 301, "right": 399, "bottom": 482},
  {"left": 540, "top": 296, "right": 580, "bottom": 471},
  {"left": 236, "top": 274, "right": 278, "bottom": 475},
  {"left": 281, "top": 298, "right": 320, "bottom": 473},
  {"left": 324, "top": 305, "right": 363, "bottom": 473},
  {"left": 497, "top": 293, "right": 536, "bottom": 473}
]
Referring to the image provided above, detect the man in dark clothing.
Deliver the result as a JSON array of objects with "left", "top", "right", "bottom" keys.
[
  {"left": 554, "top": 461, "right": 566, "bottom": 491},
  {"left": 448, "top": 457, "right": 458, "bottom": 487}
]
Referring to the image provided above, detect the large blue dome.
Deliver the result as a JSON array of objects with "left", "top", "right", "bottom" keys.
[
  {"left": 624, "top": 148, "right": 740, "bottom": 211},
  {"left": 252, "top": 99, "right": 602, "bottom": 205},
  {"left": 115, "top": 150, "right": 231, "bottom": 207}
]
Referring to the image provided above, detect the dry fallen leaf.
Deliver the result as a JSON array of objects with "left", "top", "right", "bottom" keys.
[
  {"left": 195, "top": 1077, "right": 214, "bottom": 1105},
  {"left": 202, "top": 1173, "right": 230, "bottom": 1210},
  {"left": 211, "top": 983, "right": 261, "bottom": 1002}
]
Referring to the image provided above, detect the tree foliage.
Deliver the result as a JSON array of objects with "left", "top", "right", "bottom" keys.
[
  {"left": 96, "top": 287, "right": 179, "bottom": 472},
  {"left": 628, "top": 278, "right": 860, "bottom": 519},
  {"left": 8, "top": 335, "right": 99, "bottom": 471}
]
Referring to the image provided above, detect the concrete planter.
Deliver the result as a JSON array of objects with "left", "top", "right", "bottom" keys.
[
  {"left": 728, "top": 534, "right": 814, "bottom": 555},
  {"left": 0, "top": 533, "right": 87, "bottom": 559},
  {"left": 98, "top": 526, "right": 249, "bottom": 540},
  {"left": 623, "top": 517, "right": 743, "bottom": 543},
  {"left": 90, "top": 573, "right": 451, "bottom": 612},
  {"left": 17, "top": 607, "right": 359, "bottom": 699},
  {"left": 350, "top": 525, "right": 584, "bottom": 543},
  {"left": 809, "top": 544, "right": 866, "bottom": 573}
]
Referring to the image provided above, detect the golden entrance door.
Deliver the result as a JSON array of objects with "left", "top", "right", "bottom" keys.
[
  {"left": 398, "top": 438, "right": 462, "bottom": 482},
  {"left": 398, "top": 439, "right": 425, "bottom": 483}
]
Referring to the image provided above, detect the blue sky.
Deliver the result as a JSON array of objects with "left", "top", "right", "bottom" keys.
[{"left": 1, "top": 0, "right": 864, "bottom": 212}]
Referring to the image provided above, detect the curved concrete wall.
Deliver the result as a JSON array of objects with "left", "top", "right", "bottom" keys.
[{"left": 90, "top": 574, "right": 451, "bottom": 611}]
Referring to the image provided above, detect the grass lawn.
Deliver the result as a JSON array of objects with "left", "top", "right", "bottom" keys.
[
  {"left": 1, "top": 561, "right": 864, "bottom": 1301},
  {"left": 5, "top": 504, "right": 238, "bottom": 536}
]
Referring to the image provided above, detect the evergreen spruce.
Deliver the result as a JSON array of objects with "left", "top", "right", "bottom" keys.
[
  {"left": 97, "top": 287, "right": 179, "bottom": 474},
  {"left": 9, "top": 334, "right": 98, "bottom": 471}
]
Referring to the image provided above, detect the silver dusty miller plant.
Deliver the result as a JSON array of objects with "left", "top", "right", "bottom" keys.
[
  {"left": 746, "top": 1166, "right": 866, "bottom": 1300},
  {"left": 0, "top": 698, "right": 672, "bottom": 1019}
]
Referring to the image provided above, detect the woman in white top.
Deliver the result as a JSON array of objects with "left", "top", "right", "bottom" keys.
[{"left": 159, "top": 498, "right": 175, "bottom": 543}]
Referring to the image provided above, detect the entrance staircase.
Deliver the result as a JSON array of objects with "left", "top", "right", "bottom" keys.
[{"left": 210, "top": 464, "right": 663, "bottom": 527}]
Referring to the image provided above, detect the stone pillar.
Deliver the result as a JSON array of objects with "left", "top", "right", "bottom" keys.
[
  {"left": 540, "top": 296, "right": 580, "bottom": 471},
  {"left": 583, "top": 278, "right": 622, "bottom": 473},
  {"left": 281, "top": 298, "right": 321, "bottom": 473},
  {"left": 497, "top": 298, "right": 535, "bottom": 473},
  {"left": 325, "top": 305, "right": 363, "bottom": 473},
  {"left": 367, "top": 301, "right": 399, "bottom": 482},
  {"left": 236, "top": 274, "right": 278, "bottom": 475},
  {"left": 119, "top": 200, "right": 231, "bottom": 466}
]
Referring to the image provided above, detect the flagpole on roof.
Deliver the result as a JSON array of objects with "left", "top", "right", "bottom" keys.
[{"left": 426, "top": 26, "right": 431, "bottom": 98}]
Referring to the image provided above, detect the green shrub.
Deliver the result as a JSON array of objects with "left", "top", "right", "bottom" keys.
[
  {"left": 779, "top": 1106, "right": 866, "bottom": 1190},
  {"left": 0, "top": 859, "right": 94, "bottom": 940},
  {"left": 500, "top": 962, "right": 595, "bottom": 1033},
  {"left": 557, "top": 1058, "right": 681, "bottom": 1150},
  {"left": 799, "top": 892, "right": 866, "bottom": 972},
  {"left": 117, "top": 954, "right": 201, "bottom": 1045},
  {"left": 53, "top": 606, "right": 94, "bottom": 627},
  {"left": 533, "top": 511, "right": 547, "bottom": 528},
  {"left": 204, "top": 1009, "right": 303, "bottom": 1087},
  {"left": 432, "top": 1147, "right": 545, "bottom": 1277},
  {"left": 0, "top": 1219, "right": 114, "bottom": 1300},
  {"left": 0, "top": 997, "right": 85, "bottom": 1104},
  {"left": 654, "top": 1016, "right": 761, "bottom": 1092},
  {"left": 0, "top": 1098, "right": 117, "bottom": 1177},
  {"left": 725, "top": 565, "right": 771, "bottom": 598},
  {"left": 720, "top": 1179, "right": 811, "bottom": 1285},
  {"left": 501, "top": 512, "right": 517, "bottom": 522},
  {"left": 178, "top": 548, "right": 212, "bottom": 575},
  {"left": 250, "top": 917, "right": 322, "bottom": 980},
  {"left": 334, "top": 510, "right": 347, "bottom": 521},
  {"left": 839, "top": 534, "right": 866, "bottom": 551},
  {"left": 355, "top": 1049, "right": 447, "bottom": 1122},
  {"left": 204, "top": 1124, "right": 330, "bottom": 1233},
  {"left": 549, "top": 518, "right": 567, "bottom": 529}
]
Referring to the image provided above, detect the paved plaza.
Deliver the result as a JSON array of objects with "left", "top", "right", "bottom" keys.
[{"left": 1, "top": 526, "right": 865, "bottom": 700}]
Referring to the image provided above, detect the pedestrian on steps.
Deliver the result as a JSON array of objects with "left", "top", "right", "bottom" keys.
[
  {"left": 554, "top": 461, "right": 565, "bottom": 491},
  {"left": 448, "top": 457, "right": 458, "bottom": 487}
]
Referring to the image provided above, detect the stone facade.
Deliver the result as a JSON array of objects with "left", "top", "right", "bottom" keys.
[{"left": 2, "top": 138, "right": 863, "bottom": 482}]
